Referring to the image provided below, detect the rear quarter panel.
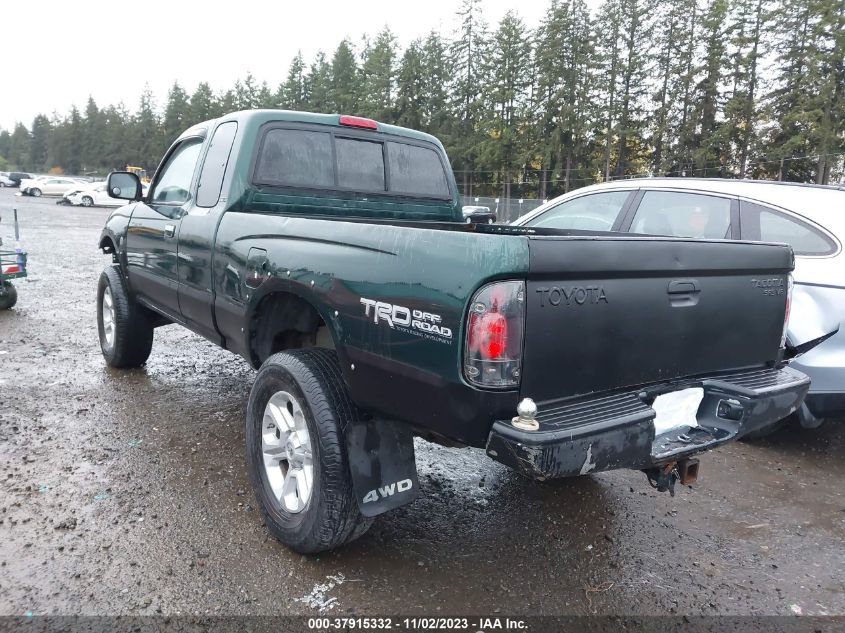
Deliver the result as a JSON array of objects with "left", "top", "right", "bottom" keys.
[{"left": 213, "top": 213, "right": 529, "bottom": 446}]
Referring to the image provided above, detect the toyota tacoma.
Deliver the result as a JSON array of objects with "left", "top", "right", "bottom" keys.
[{"left": 97, "top": 110, "right": 810, "bottom": 552}]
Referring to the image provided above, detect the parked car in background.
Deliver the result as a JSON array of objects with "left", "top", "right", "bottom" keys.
[
  {"left": 62, "top": 182, "right": 148, "bottom": 207},
  {"left": 20, "top": 176, "right": 87, "bottom": 197},
  {"left": 0, "top": 173, "right": 15, "bottom": 187},
  {"left": 462, "top": 205, "right": 496, "bottom": 224},
  {"left": 515, "top": 178, "right": 844, "bottom": 435},
  {"left": 6, "top": 172, "right": 33, "bottom": 187}
]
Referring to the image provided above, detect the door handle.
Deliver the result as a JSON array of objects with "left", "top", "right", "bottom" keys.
[
  {"left": 164, "top": 224, "right": 176, "bottom": 238},
  {"left": 667, "top": 280, "right": 700, "bottom": 294},
  {"left": 667, "top": 279, "right": 700, "bottom": 307}
]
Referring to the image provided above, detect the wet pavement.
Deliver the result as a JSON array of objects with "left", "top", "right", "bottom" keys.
[{"left": 0, "top": 188, "right": 843, "bottom": 617}]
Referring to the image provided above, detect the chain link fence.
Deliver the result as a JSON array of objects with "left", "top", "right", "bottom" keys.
[{"left": 460, "top": 196, "right": 549, "bottom": 224}]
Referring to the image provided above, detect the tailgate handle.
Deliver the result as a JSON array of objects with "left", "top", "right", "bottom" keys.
[
  {"left": 667, "top": 279, "right": 700, "bottom": 307},
  {"left": 667, "top": 280, "right": 700, "bottom": 295}
]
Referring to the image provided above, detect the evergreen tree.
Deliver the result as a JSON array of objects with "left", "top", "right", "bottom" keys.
[
  {"left": 132, "top": 86, "right": 163, "bottom": 169},
  {"left": 718, "top": 0, "right": 770, "bottom": 177},
  {"left": 30, "top": 115, "right": 52, "bottom": 171},
  {"left": 480, "top": 11, "right": 533, "bottom": 202},
  {"left": 395, "top": 40, "right": 426, "bottom": 129},
  {"left": 0, "top": 130, "right": 11, "bottom": 164},
  {"left": 449, "top": 0, "right": 490, "bottom": 194},
  {"left": 330, "top": 40, "right": 359, "bottom": 112},
  {"left": 188, "top": 82, "right": 218, "bottom": 122},
  {"left": 163, "top": 81, "right": 190, "bottom": 144},
  {"left": 359, "top": 27, "right": 397, "bottom": 121},
  {"left": 82, "top": 97, "right": 105, "bottom": 171},
  {"left": 307, "top": 52, "right": 332, "bottom": 112},
  {"left": 691, "top": 0, "right": 730, "bottom": 176},
  {"left": 420, "top": 32, "right": 452, "bottom": 134},
  {"left": 279, "top": 52, "right": 307, "bottom": 110},
  {"left": 10, "top": 123, "right": 31, "bottom": 170}
]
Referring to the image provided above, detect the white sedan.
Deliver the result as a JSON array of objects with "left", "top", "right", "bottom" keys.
[
  {"left": 63, "top": 182, "right": 148, "bottom": 207},
  {"left": 21, "top": 176, "right": 89, "bottom": 197},
  {"left": 514, "top": 178, "right": 845, "bottom": 434}
]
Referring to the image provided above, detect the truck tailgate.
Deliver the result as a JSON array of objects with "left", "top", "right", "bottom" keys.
[{"left": 521, "top": 236, "right": 793, "bottom": 404}]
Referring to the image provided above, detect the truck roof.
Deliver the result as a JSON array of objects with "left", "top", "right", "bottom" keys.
[{"left": 178, "top": 109, "right": 443, "bottom": 147}]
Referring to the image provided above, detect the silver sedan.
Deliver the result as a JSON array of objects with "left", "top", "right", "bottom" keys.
[{"left": 515, "top": 178, "right": 845, "bottom": 433}]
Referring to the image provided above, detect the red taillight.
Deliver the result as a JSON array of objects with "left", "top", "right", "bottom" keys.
[
  {"left": 479, "top": 312, "right": 507, "bottom": 359},
  {"left": 339, "top": 115, "right": 378, "bottom": 130},
  {"left": 2, "top": 265, "right": 20, "bottom": 274},
  {"left": 464, "top": 281, "right": 525, "bottom": 388}
]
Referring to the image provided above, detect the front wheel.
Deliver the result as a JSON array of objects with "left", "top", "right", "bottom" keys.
[
  {"left": 30, "top": 188, "right": 42, "bottom": 197},
  {"left": 81, "top": 196, "right": 94, "bottom": 207},
  {"left": 97, "top": 265, "right": 154, "bottom": 367},
  {"left": 246, "top": 348, "right": 372, "bottom": 553},
  {"left": 0, "top": 282, "right": 17, "bottom": 310}
]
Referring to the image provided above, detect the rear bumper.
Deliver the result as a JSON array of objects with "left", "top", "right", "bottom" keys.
[{"left": 485, "top": 366, "right": 810, "bottom": 480}]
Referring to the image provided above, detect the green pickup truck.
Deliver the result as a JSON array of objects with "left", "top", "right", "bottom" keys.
[{"left": 98, "top": 110, "right": 809, "bottom": 553}]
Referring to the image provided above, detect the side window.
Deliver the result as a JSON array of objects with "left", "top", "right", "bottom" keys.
[
  {"left": 387, "top": 142, "right": 449, "bottom": 198},
  {"left": 197, "top": 122, "right": 238, "bottom": 208},
  {"left": 336, "top": 138, "right": 385, "bottom": 191},
  {"left": 630, "top": 191, "right": 731, "bottom": 239},
  {"left": 524, "top": 191, "right": 630, "bottom": 231},
  {"left": 254, "top": 129, "right": 333, "bottom": 188},
  {"left": 151, "top": 139, "right": 203, "bottom": 205},
  {"left": 740, "top": 202, "right": 836, "bottom": 256}
]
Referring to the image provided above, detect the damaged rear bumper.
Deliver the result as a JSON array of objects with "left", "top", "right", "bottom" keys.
[{"left": 485, "top": 365, "right": 810, "bottom": 480}]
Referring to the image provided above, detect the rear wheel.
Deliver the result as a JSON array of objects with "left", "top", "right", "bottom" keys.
[
  {"left": 81, "top": 196, "right": 94, "bottom": 207},
  {"left": 0, "top": 282, "right": 17, "bottom": 310},
  {"left": 246, "top": 348, "right": 372, "bottom": 553},
  {"left": 30, "top": 188, "right": 42, "bottom": 197},
  {"left": 97, "top": 265, "right": 154, "bottom": 367}
]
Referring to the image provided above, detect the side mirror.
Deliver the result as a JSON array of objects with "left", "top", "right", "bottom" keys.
[{"left": 107, "top": 171, "right": 143, "bottom": 201}]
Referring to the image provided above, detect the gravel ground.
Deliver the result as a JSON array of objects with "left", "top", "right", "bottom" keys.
[{"left": 0, "top": 188, "right": 843, "bottom": 617}]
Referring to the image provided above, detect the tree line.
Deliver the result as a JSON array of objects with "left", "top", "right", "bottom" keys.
[{"left": 1, "top": 0, "right": 842, "bottom": 199}]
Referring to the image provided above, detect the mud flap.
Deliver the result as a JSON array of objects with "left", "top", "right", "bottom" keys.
[{"left": 346, "top": 418, "right": 419, "bottom": 517}]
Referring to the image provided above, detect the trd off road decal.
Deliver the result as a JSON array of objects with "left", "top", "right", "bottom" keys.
[{"left": 360, "top": 298, "right": 453, "bottom": 343}]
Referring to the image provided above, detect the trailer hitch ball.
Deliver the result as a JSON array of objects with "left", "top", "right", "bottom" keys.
[{"left": 512, "top": 398, "right": 539, "bottom": 431}]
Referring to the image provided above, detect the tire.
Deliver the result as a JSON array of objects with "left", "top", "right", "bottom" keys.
[
  {"left": 96, "top": 265, "right": 154, "bottom": 368},
  {"left": 30, "top": 188, "right": 42, "bottom": 197},
  {"left": 739, "top": 414, "right": 792, "bottom": 442},
  {"left": 0, "top": 282, "right": 17, "bottom": 310},
  {"left": 246, "top": 348, "right": 372, "bottom": 553},
  {"left": 81, "top": 196, "right": 94, "bottom": 207}
]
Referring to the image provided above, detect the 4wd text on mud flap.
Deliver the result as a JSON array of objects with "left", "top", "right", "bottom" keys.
[
  {"left": 536, "top": 286, "right": 608, "bottom": 307},
  {"left": 362, "top": 478, "right": 413, "bottom": 504}
]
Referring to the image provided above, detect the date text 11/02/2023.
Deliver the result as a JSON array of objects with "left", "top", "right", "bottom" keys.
[{"left": 307, "top": 617, "right": 528, "bottom": 630}]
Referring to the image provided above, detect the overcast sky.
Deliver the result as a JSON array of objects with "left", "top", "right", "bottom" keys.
[{"left": 2, "top": 0, "right": 602, "bottom": 132}]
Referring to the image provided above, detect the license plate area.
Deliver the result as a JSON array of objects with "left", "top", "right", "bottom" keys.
[{"left": 652, "top": 387, "right": 704, "bottom": 435}]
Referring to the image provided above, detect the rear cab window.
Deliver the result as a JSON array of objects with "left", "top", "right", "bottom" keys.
[
  {"left": 252, "top": 124, "right": 452, "bottom": 200},
  {"left": 197, "top": 121, "right": 238, "bottom": 208},
  {"left": 740, "top": 201, "right": 837, "bottom": 256}
]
